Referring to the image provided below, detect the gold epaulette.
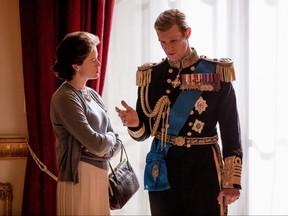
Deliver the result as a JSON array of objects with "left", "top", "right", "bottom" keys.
[
  {"left": 200, "top": 55, "right": 236, "bottom": 82},
  {"left": 136, "top": 59, "right": 164, "bottom": 86},
  {"left": 136, "top": 63, "right": 153, "bottom": 87}
]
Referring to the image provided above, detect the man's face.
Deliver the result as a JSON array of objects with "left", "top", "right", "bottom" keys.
[{"left": 157, "top": 24, "right": 190, "bottom": 62}]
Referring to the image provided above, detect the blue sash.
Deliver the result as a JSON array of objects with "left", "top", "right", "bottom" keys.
[{"left": 144, "top": 60, "right": 216, "bottom": 191}]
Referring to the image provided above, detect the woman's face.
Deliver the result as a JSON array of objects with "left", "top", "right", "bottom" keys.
[{"left": 77, "top": 47, "right": 101, "bottom": 80}]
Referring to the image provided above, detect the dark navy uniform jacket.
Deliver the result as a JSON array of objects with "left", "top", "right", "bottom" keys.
[{"left": 128, "top": 48, "right": 242, "bottom": 190}]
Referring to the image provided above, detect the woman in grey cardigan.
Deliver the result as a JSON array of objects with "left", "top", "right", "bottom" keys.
[{"left": 50, "top": 31, "right": 122, "bottom": 215}]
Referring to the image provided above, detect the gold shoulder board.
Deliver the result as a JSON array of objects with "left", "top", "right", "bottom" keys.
[{"left": 200, "top": 55, "right": 236, "bottom": 82}]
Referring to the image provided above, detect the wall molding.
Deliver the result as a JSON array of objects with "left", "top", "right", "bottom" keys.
[{"left": 0, "top": 135, "right": 29, "bottom": 158}]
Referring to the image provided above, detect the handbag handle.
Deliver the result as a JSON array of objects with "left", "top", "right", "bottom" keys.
[{"left": 108, "top": 144, "right": 132, "bottom": 176}]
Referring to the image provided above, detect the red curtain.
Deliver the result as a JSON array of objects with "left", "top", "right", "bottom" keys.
[{"left": 19, "top": 0, "right": 115, "bottom": 215}]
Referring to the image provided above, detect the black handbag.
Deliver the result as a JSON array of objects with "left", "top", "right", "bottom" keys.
[{"left": 108, "top": 144, "right": 140, "bottom": 210}]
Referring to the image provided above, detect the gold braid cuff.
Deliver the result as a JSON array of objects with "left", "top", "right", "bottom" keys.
[
  {"left": 222, "top": 156, "right": 242, "bottom": 188},
  {"left": 128, "top": 124, "right": 146, "bottom": 138}
]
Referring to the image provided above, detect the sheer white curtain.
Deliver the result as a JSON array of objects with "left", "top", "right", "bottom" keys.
[
  {"left": 248, "top": 0, "right": 288, "bottom": 215},
  {"left": 103, "top": 0, "right": 288, "bottom": 215}
]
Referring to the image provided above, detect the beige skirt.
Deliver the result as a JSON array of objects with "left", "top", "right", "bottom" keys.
[{"left": 57, "top": 161, "right": 110, "bottom": 216}]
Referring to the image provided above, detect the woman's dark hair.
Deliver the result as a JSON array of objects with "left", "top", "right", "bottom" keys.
[{"left": 53, "top": 31, "right": 100, "bottom": 80}]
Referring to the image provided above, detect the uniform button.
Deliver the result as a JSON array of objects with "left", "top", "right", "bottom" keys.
[
  {"left": 188, "top": 122, "right": 193, "bottom": 126},
  {"left": 168, "top": 69, "right": 173, "bottom": 73},
  {"left": 187, "top": 132, "right": 192, "bottom": 136},
  {"left": 166, "top": 89, "right": 171, "bottom": 94},
  {"left": 190, "top": 66, "right": 195, "bottom": 71},
  {"left": 167, "top": 79, "right": 171, "bottom": 83}
]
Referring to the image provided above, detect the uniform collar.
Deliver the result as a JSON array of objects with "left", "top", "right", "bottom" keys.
[{"left": 168, "top": 47, "right": 199, "bottom": 69}]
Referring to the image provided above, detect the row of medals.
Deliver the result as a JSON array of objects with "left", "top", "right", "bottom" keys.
[{"left": 170, "top": 72, "right": 221, "bottom": 91}]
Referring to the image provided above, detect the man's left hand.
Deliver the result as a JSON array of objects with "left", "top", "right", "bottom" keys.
[{"left": 217, "top": 188, "right": 240, "bottom": 205}]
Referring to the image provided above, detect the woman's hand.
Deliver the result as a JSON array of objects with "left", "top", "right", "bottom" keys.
[{"left": 115, "top": 100, "right": 139, "bottom": 127}]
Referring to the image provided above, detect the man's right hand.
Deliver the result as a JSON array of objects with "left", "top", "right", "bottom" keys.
[{"left": 115, "top": 100, "right": 140, "bottom": 127}]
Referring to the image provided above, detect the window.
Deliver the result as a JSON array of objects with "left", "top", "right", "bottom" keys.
[{"left": 103, "top": 0, "right": 288, "bottom": 215}]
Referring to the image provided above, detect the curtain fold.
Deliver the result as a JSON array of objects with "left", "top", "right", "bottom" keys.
[
  {"left": 88, "top": 0, "right": 115, "bottom": 94},
  {"left": 19, "top": 0, "right": 115, "bottom": 215},
  {"left": 19, "top": 1, "right": 57, "bottom": 215}
]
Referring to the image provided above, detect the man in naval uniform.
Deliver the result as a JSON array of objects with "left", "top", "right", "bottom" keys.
[{"left": 116, "top": 8, "right": 242, "bottom": 216}]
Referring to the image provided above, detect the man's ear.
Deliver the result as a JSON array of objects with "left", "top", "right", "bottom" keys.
[{"left": 185, "top": 27, "right": 191, "bottom": 39}]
